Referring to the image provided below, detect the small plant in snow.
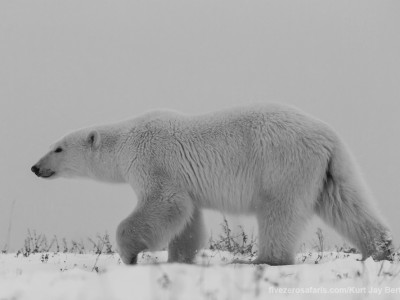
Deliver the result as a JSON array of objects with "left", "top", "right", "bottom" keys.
[
  {"left": 314, "top": 228, "right": 324, "bottom": 264},
  {"left": 71, "top": 240, "right": 85, "bottom": 254},
  {"left": 88, "top": 232, "right": 114, "bottom": 254},
  {"left": 15, "top": 230, "right": 116, "bottom": 257},
  {"left": 209, "top": 217, "right": 257, "bottom": 258},
  {"left": 18, "top": 230, "right": 49, "bottom": 257}
]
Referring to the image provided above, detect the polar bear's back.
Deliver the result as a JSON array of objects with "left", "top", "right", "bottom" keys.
[{"left": 124, "top": 104, "right": 338, "bottom": 214}]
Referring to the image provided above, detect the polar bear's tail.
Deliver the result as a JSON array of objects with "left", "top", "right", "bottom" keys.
[{"left": 315, "top": 139, "right": 393, "bottom": 260}]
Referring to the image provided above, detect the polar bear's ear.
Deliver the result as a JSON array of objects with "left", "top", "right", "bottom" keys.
[{"left": 86, "top": 130, "right": 101, "bottom": 149}]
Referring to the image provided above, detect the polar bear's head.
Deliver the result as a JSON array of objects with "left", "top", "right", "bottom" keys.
[{"left": 31, "top": 129, "right": 124, "bottom": 183}]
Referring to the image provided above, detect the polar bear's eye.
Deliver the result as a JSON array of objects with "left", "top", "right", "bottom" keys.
[{"left": 54, "top": 147, "right": 63, "bottom": 153}]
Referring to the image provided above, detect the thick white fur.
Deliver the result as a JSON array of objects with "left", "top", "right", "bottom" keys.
[{"left": 32, "top": 103, "right": 393, "bottom": 265}]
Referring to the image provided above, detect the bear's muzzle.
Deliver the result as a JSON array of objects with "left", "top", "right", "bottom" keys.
[{"left": 31, "top": 164, "right": 55, "bottom": 178}]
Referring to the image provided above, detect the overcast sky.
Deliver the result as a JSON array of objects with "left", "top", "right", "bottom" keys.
[{"left": 1, "top": 0, "right": 399, "bottom": 252}]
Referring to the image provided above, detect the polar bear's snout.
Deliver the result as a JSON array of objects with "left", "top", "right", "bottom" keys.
[
  {"left": 31, "top": 165, "right": 40, "bottom": 175},
  {"left": 31, "top": 163, "right": 56, "bottom": 178}
]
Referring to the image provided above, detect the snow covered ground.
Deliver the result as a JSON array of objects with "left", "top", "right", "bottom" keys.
[{"left": 0, "top": 250, "right": 399, "bottom": 300}]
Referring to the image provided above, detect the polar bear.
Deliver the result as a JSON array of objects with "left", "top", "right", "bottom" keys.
[{"left": 31, "top": 103, "right": 393, "bottom": 265}]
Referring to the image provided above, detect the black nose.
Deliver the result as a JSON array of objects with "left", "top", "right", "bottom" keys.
[{"left": 31, "top": 165, "right": 40, "bottom": 175}]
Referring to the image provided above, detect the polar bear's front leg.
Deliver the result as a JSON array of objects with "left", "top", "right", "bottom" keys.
[
  {"left": 116, "top": 190, "right": 194, "bottom": 265},
  {"left": 168, "top": 208, "right": 206, "bottom": 263}
]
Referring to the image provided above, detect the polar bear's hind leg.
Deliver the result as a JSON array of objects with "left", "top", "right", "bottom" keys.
[{"left": 254, "top": 197, "right": 314, "bottom": 265}]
